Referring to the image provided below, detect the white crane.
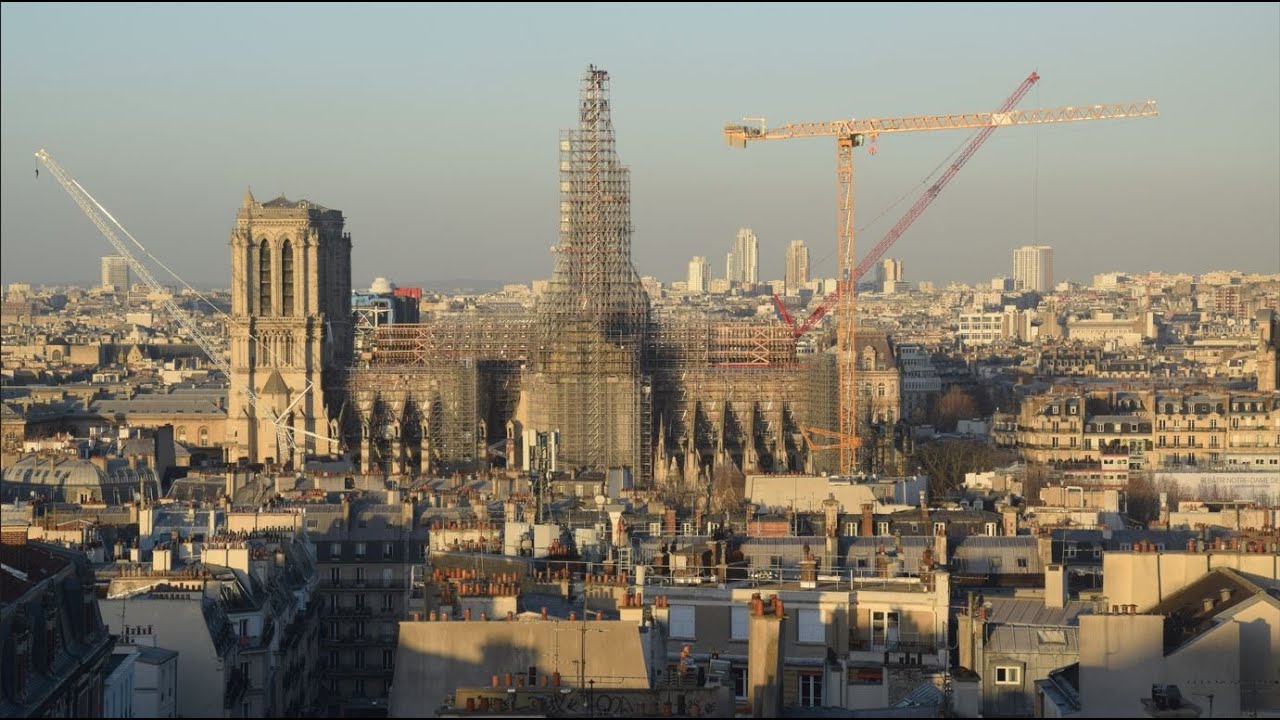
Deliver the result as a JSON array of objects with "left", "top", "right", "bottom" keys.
[{"left": 35, "top": 149, "right": 330, "bottom": 466}]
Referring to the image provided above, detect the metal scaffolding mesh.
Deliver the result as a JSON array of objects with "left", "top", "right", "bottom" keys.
[{"left": 531, "top": 65, "right": 651, "bottom": 477}]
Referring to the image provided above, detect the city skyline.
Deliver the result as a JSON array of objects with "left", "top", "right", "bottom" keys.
[{"left": 2, "top": 4, "right": 1277, "bottom": 290}]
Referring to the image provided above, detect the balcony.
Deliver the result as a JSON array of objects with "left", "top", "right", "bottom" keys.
[{"left": 330, "top": 605, "right": 374, "bottom": 618}]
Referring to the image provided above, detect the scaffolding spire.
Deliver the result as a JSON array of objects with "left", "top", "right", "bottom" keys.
[{"left": 533, "top": 66, "right": 650, "bottom": 477}]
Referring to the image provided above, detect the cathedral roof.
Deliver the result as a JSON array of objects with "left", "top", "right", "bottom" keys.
[{"left": 259, "top": 195, "right": 330, "bottom": 212}]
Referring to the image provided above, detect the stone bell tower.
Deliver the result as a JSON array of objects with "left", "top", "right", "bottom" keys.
[{"left": 225, "top": 190, "right": 352, "bottom": 466}]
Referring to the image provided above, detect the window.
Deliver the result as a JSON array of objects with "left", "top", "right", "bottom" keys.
[
  {"left": 355, "top": 542, "right": 367, "bottom": 559},
  {"left": 681, "top": 522, "right": 693, "bottom": 536},
  {"left": 877, "top": 521, "right": 890, "bottom": 536},
  {"left": 330, "top": 567, "right": 341, "bottom": 585},
  {"left": 329, "top": 595, "right": 338, "bottom": 613},
  {"left": 798, "top": 609, "right": 824, "bottom": 644},
  {"left": 356, "top": 567, "right": 366, "bottom": 585},
  {"left": 355, "top": 621, "right": 365, "bottom": 639},
  {"left": 198, "top": 426, "right": 209, "bottom": 445},
  {"left": 382, "top": 594, "right": 394, "bottom": 612},
  {"left": 732, "top": 667, "right": 748, "bottom": 700},
  {"left": 329, "top": 620, "right": 339, "bottom": 639},
  {"left": 383, "top": 543, "right": 394, "bottom": 560},
  {"left": 258, "top": 241, "right": 272, "bottom": 315},
  {"left": 1016, "top": 558, "right": 1028, "bottom": 569},
  {"left": 871, "top": 611, "right": 899, "bottom": 649},
  {"left": 669, "top": 605, "right": 696, "bottom": 639},
  {"left": 844, "top": 522, "right": 859, "bottom": 537},
  {"left": 382, "top": 650, "right": 394, "bottom": 670},
  {"left": 330, "top": 543, "right": 342, "bottom": 559},
  {"left": 798, "top": 672, "right": 824, "bottom": 707},
  {"left": 648, "top": 522, "right": 661, "bottom": 535},
  {"left": 995, "top": 666, "right": 1022, "bottom": 685},
  {"left": 985, "top": 522, "right": 998, "bottom": 537},
  {"left": 731, "top": 606, "right": 748, "bottom": 641},
  {"left": 933, "top": 522, "right": 946, "bottom": 536},
  {"left": 356, "top": 594, "right": 366, "bottom": 609},
  {"left": 281, "top": 239, "right": 295, "bottom": 316},
  {"left": 354, "top": 651, "right": 364, "bottom": 669}
]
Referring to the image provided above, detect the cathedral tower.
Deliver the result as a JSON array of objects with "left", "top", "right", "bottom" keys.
[{"left": 226, "top": 191, "right": 352, "bottom": 466}]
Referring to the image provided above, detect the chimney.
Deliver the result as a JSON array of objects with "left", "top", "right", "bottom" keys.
[
  {"left": 822, "top": 495, "right": 840, "bottom": 538},
  {"left": 664, "top": 507, "right": 677, "bottom": 536},
  {"left": 1219, "top": 588, "right": 1232, "bottom": 604},
  {"left": 799, "top": 544, "right": 818, "bottom": 588},
  {"left": 919, "top": 491, "right": 929, "bottom": 521},
  {"left": 861, "top": 504, "right": 875, "bottom": 537},
  {"left": 933, "top": 531, "right": 948, "bottom": 567},
  {"left": 1202, "top": 597, "right": 1215, "bottom": 613},
  {"left": 747, "top": 597, "right": 785, "bottom": 719},
  {"left": 1045, "top": 564, "right": 1067, "bottom": 609},
  {"left": 152, "top": 545, "right": 173, "bottom": 572}
]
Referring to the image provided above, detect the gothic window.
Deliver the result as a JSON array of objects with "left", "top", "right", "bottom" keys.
[
  {"left": 281, "top": 239, "right": 295, "bottom": 316},
  {"left": 258, "top": 241, "right": 273, "bottom": 315}
]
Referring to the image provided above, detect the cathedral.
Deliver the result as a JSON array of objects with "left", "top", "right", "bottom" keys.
[{"left": 224, "top": 67, "right": 908, "bottom": 484}]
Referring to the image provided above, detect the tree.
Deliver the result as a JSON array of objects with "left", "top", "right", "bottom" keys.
[
  {"left": 930, "top": 386, "right": 978, "bottom": 432},
  {"left": 913, "top": 439, "right": 1011, "bottom": 499}
]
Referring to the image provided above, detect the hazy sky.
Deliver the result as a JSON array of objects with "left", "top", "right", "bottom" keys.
[{"left": 2, "top": 3, "right": 1277, "bottom": 290}]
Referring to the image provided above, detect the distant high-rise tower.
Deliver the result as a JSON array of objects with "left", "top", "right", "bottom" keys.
[
  {"left": 100, "top": 256, "right": 129, "bottom": 292},
  {"left": 727, "top": 228, "right": 758, "bottom": 284},
  {"left": 687, "top": 256, "right": 710, "bottom": 294},
  {"left": 529, "top": 66, "right": 650, "bottom": 477},
  {"left": 785, "top": 240, "right": 809, "bottom": 292},
  {"left": 226, "top": 191, "right": 352, "bottom": 466},
  {"left": 877, "top": 258, "right": 903, "bottom": 284},
  {"left": 1013, "top": 245, "right": 1053, "bottom": 292},
  {"left": 878, "top": 258, "right": 905, "bottom": 294}
]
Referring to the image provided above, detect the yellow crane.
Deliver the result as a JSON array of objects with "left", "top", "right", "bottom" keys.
[{"left": 725, "top": 84, "right": 1157, "bottom": 475}]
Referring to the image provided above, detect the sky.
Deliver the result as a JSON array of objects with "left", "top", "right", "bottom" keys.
[{"left": 2, "top": 3, "right": 1277, "bottom": 290}]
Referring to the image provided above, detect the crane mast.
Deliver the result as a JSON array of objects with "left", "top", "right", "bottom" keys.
[
  {"left": 35, "top": 149, "right": 323, "bottom": 465},
  {"left": 725, "top": 81, "right": 1157, "bottom": 475}
]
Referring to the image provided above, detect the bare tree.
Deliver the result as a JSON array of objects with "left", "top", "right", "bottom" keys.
[
  {"left": 913, "top": 439, "right": 1010, "bottom": 499},
  {"left": 931, "top": 386, "right": 978, "bottom": 432}
]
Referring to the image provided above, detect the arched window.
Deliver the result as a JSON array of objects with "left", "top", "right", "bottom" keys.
[
  {"left": 877, "top": 383, "right": 886, "bottom": 398},
  {"left": 281, "top": 239, "right": 295, "bottom": 316},
  {"left": 176, "top": 426, "right": 187, "bottom": 442},
  {"left": 258, "top": 241, "right": 273, "bottom": 315},
  {"left": 198, "top": 427, "right": 209, "bottom": 445}
]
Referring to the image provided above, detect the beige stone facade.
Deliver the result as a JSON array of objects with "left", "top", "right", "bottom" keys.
[{"left": 226, "top": 192, "right": 351, "bottom": 466}]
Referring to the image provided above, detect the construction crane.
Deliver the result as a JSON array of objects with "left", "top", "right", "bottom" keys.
[
  {"left": 35, "top": 149, "right": 329, "bottom": 469},
  {"left": 725, "top": 83, "right": 1157, "bottom": 474},
  {"left": 777, "top": 71, "right": 1040, "bottom": 338}
]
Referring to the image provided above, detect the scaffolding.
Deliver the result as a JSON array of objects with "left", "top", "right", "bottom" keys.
[
  {"left": 531, "top": 66, "right": 651, "bottom": 480},
  {"left": 336, "top": 66, "right": 850, "bottom": 485}
]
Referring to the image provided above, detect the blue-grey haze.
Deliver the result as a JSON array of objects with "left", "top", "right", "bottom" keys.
[{"left": 2, "top": 3, "right": 1277, "bottom": 289}]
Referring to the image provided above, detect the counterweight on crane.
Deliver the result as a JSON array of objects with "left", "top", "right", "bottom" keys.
[
  {"left": 35, "top": 149, "right": 329, "bottom": 467},
  {"left": 725, "top": 82, "right": 1157, "bottom": 474}
]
